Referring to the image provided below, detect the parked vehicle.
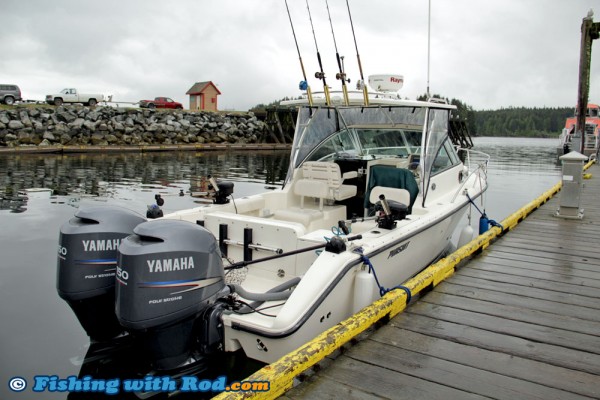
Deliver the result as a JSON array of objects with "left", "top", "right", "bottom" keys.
[
  {"left": 139, "top": 97, "right": 183, "bottom": 109},
  {"left": 45, "top": 88, "right": 105, "bottom": 106},
  {"left": 0, "top": 84, "right": 22, "bottom": 105}
]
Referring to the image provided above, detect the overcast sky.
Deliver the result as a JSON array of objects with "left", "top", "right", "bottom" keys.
[{"left": 2, "top": 0, "right": 599, "bottom": 111}]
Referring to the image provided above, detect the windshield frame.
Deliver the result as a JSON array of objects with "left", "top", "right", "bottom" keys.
[
  {"left": 284, "top": 105, "right": 455, "bottom": 206},
  {"left": 288, "top": 106, "right": 429, "bottom": 168}
]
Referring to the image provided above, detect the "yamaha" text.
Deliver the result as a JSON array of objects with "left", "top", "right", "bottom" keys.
[
  {"left": 147, "top": 257, "right": 195, "bottom": 273},
  {"left": 82, "top": 239, "right": 122, "bottom": 252}
]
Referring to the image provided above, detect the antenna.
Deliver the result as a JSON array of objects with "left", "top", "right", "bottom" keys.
[
  {"left": 285, "top": 0, "right": 313, "bottom": 106},
  {"left": 426, "top": 0, "right": 431, "bottom": 99},
  {"left": 346, "top": 0, "right": 369, "bottom": 105},
  {"left": 325, "top": 0, "right": 350, "bottom": 105},
  {"left": 306, "top": 0, "right": 332, "bottom": 106}
]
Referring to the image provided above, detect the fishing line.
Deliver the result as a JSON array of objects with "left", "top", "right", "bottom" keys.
[
  {"left": 306, "top": 0, "right": 332, "bottom": 106},
  {"left": 285, "top": 0, "right": 313, "bottom": 106},
  {"left": 346, "top": 0, "right": 369, "bottom": 105}
]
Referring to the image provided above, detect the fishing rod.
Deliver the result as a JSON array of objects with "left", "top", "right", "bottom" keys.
[
  {"left": 224, "top": 234, "right": 363, "bottom": 270},
  {"left": 325, "top": 0, "right": 350, "bottom": 106},
  {"left": 306, "top": 0, "right": 332, "bottom": 106},
  {"left": 346, "top": 0, "right": 369, "bottom": 105},
  {"left": 285, "top": 0, "right": 313, "bottom": 106}
]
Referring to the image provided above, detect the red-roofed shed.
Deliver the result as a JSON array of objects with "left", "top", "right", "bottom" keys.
[{"left": 186, "top": 81, "right": 221, "bottom": 111}]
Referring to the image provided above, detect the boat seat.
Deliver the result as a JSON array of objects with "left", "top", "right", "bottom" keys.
[
  {"left": 369, "top": 186, "right": 411, "bottom": 206},
  {"left": 364, "top": 165, "right": 419, "bottom": 212},
  {"left": 296, "top": 161, "right": 358, "bottom": 210},
  {"left": 273, "top": 207, "right": 323, "bottom": 227},
  {"left": 273, "top": 204, "right": 347, "bottom": 231}
]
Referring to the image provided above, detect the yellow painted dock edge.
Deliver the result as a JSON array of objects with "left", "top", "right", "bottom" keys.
[{"left": 212, "top": 160, "right": 595, "bottom": 400}]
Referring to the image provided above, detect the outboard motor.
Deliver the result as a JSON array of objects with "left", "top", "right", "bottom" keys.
[
  {"left": 208, "top": 175, "right": 234, "bottom": 204},
  {"left": 57, "top": 207, "right": 146, "bottom": 341},
  {"left": 116, "top": 219, "right": 226, "bottom": 370},
  {"left": 214, "top": 181, "right": 234, "bottom": 204}
]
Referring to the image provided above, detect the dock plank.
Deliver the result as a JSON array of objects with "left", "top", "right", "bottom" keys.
[
  {"left": 447, "top": 274, "right": 600, "bottom": 310},
  {"left": 344, "top": 340, "right": 592, "bottom": 400},
  {"left": 457, "top": 267, "right": 600, "bottom": 298},
  {"left": 420, "top": 291, "right": 600, "bottom": 336},
  {"left": 475, "top": 249, "right": 600, "bottom": 273},
  {"left": 405, "top": 301, "right": 600, "bottom": 354},
  {"left": 281, "top": 376, "right": 382, "bottom": 400},
  {"left": 392, "top": 312, "right": 600, "bottom": 374},
  {"left": 467, "top": 256, "right": 600, "bottom": 281},
  {"left": 435, "top": 281, "right": 600, "bottom": 322},
  {"left": 486, "top": 243, "right": 600, "bottom": 263},
  {"left": 287, "top": 356, "right": 490, "bottom": 400},
  {"left": 469, "top": 260, "right": 600, "bottom": 288},
  {"left": 370, "top": 328, "right": 600, "bottom": 398}
]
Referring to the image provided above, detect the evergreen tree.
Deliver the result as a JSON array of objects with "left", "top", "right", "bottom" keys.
[{"left": 250, "top": 95, "right": 574, "bottom": 138}]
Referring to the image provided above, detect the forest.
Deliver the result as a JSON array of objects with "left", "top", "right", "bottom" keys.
[
  {"left": 252, "top": 96, "right": 576, "bottom": 138},
  {"left": 472, "top": 106, "right": 573, "bottom": 137},
  {"left": 417, "top": 94, "right": 573, "bottom": 138}
]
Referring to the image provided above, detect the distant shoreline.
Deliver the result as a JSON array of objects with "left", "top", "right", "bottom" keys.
[
  {"left": 0, "top": 142, "right": 291, "bottom": 154},
  {"left": 0, "top": 105, "right": 275, "bottom": 150}
]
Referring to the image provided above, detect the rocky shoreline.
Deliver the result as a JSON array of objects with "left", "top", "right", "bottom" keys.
[{"left": 0, "top": 106, "right": 269, "bottom": 148}]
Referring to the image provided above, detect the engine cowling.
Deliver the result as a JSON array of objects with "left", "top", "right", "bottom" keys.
[
  {"left": 57, "top": 206, "right": 146, "bottom": 341},
  {"left": 116, "top": 219, "right": 226, "bottom": 370}
]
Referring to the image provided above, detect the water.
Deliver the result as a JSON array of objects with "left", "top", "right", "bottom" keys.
[
  {"left": 474, "top": 137, "right": 561, "bottom": 221},
  {"left": 0, "top": 137, "right": 561, "bottom": 399}
]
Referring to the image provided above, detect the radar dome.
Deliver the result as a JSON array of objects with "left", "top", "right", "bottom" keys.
[{"left": 368, "top": 74, "right": 404, "bottom": 92}]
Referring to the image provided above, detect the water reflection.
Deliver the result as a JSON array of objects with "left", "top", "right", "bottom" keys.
[
  {"left": 476, "top": 136, "right": 560, "bottom": 174},
  {"left": 0, "top": 191, "right": 27, "bottom": 212},
  {"left": 0, "top": 151, "right": 290, "bottom": 212}
]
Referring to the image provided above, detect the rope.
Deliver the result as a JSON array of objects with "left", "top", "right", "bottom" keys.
[
  {"left": 354, "top": 248, "right": 412, "bottom": 304},
  {"left": 466, "top": 193, "right": 504, "bottom": 233},
  {"left": 331, "top": 220, "right": 352, "bottom": 237},
  {"left": 331, "top": 226, "right": 344, "bottom": 236}
]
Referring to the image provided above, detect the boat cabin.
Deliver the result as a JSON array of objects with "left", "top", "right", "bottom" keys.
[{"left": 283, "top": 103, "right": 462, "bottom": 219}]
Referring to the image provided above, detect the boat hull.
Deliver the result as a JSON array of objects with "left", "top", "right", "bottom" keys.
[{"left": 221, "top": 199, "right": 470, "bottom": 363}]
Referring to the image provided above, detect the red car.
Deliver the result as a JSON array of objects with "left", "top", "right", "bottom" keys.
[{"left": 139, "top": 97, "right": 183, "bottom": 109}]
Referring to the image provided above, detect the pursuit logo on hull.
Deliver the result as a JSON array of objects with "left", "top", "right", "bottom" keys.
[{"left": 388, "top": 241, "right": 410, "bottom": 259}]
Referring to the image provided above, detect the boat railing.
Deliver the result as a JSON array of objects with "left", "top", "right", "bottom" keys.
[
  {"left": 458, "top": 147, "right": 490, "bottom": 174},
  {"left": 451, "top": 148, "right": 490, "bottom": 203},
  {"left": 558, "top": 128, "right": 571, "bottom": 148}
]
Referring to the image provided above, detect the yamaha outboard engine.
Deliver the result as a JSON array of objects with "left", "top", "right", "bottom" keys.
[
  {"left": 116, "top": 219, "right": 226, "bottom": 370},
  {"left": 57, "top": 207, "right": 146, "bottom": 341},
  {"left": 208, "top": 175, "right": 234, "bottom": 204}
]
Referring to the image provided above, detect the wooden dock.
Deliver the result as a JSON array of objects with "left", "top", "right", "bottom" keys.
[{"left": 281, "top": 164, "right": 600, "bottom": 399}]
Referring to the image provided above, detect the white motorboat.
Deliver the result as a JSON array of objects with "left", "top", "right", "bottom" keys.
[{"left": 57, "top": 78, "right": 489, "bottom": 370}]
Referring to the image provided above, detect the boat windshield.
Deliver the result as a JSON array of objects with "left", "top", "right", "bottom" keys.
[{"left": 289, "top": 106, "right": 427, "bottom": 168}]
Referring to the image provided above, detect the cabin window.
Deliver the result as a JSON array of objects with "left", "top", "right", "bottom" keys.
[
  {"left": 431, "top": 141, "right": 453, "bottom": 175},
  {"left": 357, "top": 128, "right": 421, "bottom": 157},
  {"left": 291, "top": 106, "right": 427, "bottom": 168},
  {"left": 306, "top": 129, "right": 359, "bottom": 161}
]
